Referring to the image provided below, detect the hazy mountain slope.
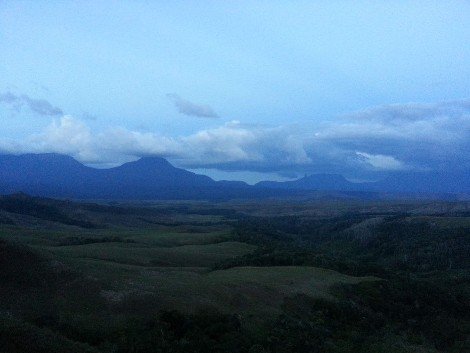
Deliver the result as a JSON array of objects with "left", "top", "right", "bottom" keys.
[
  {"left": 257, "top": 174, "right": 363, "bottom": 191},
  {"left": 0, "top": 154, "right": 285, "bottom": 200},
  {"left": 257, "top": 171, "right": 470, "bottom": 195},
  {"left": 1, "top": 153, "right": 468, "bottom": 200},
  {"left": 373, "top": 170, "right": 470, "bottom": 194}
]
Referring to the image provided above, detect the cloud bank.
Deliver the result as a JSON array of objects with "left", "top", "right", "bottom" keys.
[
  {"left": 1, "top": 98, "right": 469, "bottom": 178},
  {"left": 167, "top": 94, "right": 219, "bottom": 118},
  {"left": 0, "top": 91, "right": 63, "bottom": 116}
]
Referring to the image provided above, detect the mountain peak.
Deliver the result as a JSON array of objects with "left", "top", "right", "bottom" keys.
[
  {"left": 116, "top": 156, "right": 174, "bottom": 171},
  {"left": 134, "top": 156, "right": 173, "bottom": 167}
]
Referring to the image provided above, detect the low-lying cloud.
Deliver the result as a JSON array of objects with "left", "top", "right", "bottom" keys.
[
  {"left": 167, "top": 93, "right": 219, "bottom": 118},
  {"left": 1, "top": 98, "right": 469, "bottom": 179},
  {"left": 355, "top": 152, "right": 407, "bottom": 171},
  {"left": 0, "top": 91, "right": 63, "bottom": 116}
]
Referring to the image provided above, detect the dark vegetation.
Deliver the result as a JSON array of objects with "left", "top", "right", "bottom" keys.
[
  {"left": 211, "top": 214, "right": 470, "bottom": 351},
  {"left": 0, "top": 194, "right": 468, "bottom": 352},
  {"left": 217, "top": 214, "right": 469, "bottom": 275},
  {"left": 0, "top": 193, "right": 98, "bottom": 228}
]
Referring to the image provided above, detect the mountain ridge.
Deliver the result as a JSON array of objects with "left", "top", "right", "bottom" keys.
[
  {"left": 0, "top": 153, "right": 468, "bottom": 200},
  {"left": 0, "top": 153, "right": 285, "bottom": 200}
]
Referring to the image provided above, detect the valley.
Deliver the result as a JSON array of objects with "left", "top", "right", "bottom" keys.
[{"left": 0, "top": 194, "right": 468, "bottom": 352}]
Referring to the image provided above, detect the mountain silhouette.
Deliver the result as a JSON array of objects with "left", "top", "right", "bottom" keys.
[
  {"left": 0, "top": 154, "right": 281, "bottom": 200},
  {"left": 257, "top": 170, "right": 469, "bottom": 196},
  {"left": 0, "top": 153, "right": 468, "bottom": 200}
]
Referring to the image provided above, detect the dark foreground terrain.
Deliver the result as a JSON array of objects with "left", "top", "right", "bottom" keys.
[{"left": 0, "top": 193, "right": 469, "bottom": 352}]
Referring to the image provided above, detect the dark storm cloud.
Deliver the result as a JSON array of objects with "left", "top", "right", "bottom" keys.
[
  {"left": 167, "top": 94, "right": 219, "bottom": 118},
  {"left": 0, "top": 91, "right": 63, "bottom": 116}
]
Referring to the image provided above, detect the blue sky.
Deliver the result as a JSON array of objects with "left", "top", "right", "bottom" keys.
[{"left": 1, "top": 1, "right": 470, "bottom": 183}]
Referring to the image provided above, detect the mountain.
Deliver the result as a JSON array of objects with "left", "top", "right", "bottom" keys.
[
  {"left": 257, "top": 174, "right": 362, "bottom": 191},
  {"left": 0, "top": 154, "right": 215, "bottom": 199},
  {"left": 256, "top": 171, "right": 470, "bottom": 196},
  {"left": 0, "top": 153, "right": 468, "bottom": 200},
  {"left": 372, "top": 171, "right": 470, "bottom": 194},
  {"left": 0, "top": 153, "right": 287, "bottom": 200}
]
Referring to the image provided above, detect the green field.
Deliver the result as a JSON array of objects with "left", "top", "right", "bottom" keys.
[
  {"left": 12, "top": 223, "right": 374, "bottom": 317},
  {"left": 0, "top": 194, "right": 468, "bottom": 353},
  {"left": 40, "top": 240, "right": 255, "bottom": 267}
]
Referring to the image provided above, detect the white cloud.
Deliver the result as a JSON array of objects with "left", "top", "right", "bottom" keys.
[
  {"left": 314, "top": 98, "right": 470, "bottom": 172},
  {"left": 1, "top": 98, "right": 469, "bottom": 177},
  {"left": 355, "top": 152, "right": 407, "bottom": 171},
  {"left": 27, "top": 116, "right": 98, "bottom": 161}
]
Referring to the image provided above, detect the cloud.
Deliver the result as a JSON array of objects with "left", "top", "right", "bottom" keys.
[
  {"left": 167, "top": 93, "right": 219, "bottom": 118},
  {"left": 4, "top": 116, "right": 182, "bottom": 165},
  {"left": 355, "top": 152, "right": 407, "bottom": 171},
  {"left": 315, "top": 98, "right": 470, "bottom": 173},
  {"left": 0, "top": 91, "right": 63, "bottom": 116},
  {"left": 0, "top": 117, "right": 310, "bottom": 170},
  {"left": 38, "top": 116, "right": 99, "bottom": 161},
  {"left": 0, "top": 98, "right": 469, "bottom": 178},
  {"left": 345, "top": 99, "right": 470, "bottom": 123}
]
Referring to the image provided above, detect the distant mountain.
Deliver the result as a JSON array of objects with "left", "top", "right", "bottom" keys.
[
  {"left": 373, "top": 171, "right": 470, "bottom": 194},
  {"left": 0, "top": 153, "right": 285, "bottom": 200},
  {"left": 257, "top": 174, "right": 363, "bottom": 191},
  {"left": 256, "top": 170, "right": 470, "bottom": 196},
  {"left": 0, "top": 153, "right": 468, "bottom": 200}
]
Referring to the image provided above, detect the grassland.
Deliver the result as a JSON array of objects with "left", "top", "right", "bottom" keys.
[
  {"left": 0, "top": 194, "right": 468, "bottom": 352},
  {"left": 1, "top": 223, "right": 372, "bottom": 318}
]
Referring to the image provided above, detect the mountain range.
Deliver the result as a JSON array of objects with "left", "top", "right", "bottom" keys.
[
  {"left": 256, "top": 171, "right": 470, "bottom": 195},
  {"left": 0, "top": 153, "right": 468, "bottom": 200}
]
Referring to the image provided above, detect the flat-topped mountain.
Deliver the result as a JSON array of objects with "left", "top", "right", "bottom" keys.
[
  {"left": 257, "top": 171, "right": 469, "bottom": 196},
  {"left": 0, "top": 153, "right": 468, "bottom": 200},
  {"left": 0, "top": 154, "right": 282, "bottom": 200},
  {"left": 0, "top": 154, "right": 219, "bottom": 199}
]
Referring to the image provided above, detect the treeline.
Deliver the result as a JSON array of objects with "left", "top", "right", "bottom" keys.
[
  {"left": 0, "top": 194, "right": 97, "bottom": 228},
  {"left": 56, "top": 236, "right": 136, "bottom": 246},
  {"left": 217, "top": 214, "right": 470, "bottom": 275}
]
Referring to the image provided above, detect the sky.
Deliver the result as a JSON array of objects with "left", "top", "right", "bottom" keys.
[{"left": 1, "top": 1, "right": 470, "bottom": 183}]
